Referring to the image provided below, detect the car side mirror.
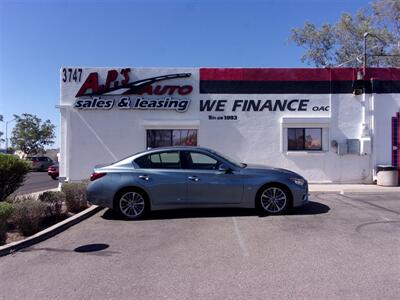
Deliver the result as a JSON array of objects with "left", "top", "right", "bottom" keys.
[{"left": 218, "top": 164, "right": 231, "bottom": 174}]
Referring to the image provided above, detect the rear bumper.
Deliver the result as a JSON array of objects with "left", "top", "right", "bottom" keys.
[{"left": 86, "top": 181, "right": 116, "bottom": 209}]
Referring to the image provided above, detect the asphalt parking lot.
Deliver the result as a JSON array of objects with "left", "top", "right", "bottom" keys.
[
  {"left": 16, "top": 172, "right": 58, "bottom": 195},
  {"left": 1, "top": 192, "right": 400, "bottom": 299}
]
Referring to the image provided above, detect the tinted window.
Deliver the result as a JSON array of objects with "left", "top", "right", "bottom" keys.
[
  {"left": 304, "top": 128, "right": 322, "bottom": 150},
  {"left": 147, "top": 129, "right": 197, "bottom": 148},
  {"left": 150, "top": 154, "right": 161, "bottom": 163},
  {"left": 288, "top": 128, "right": 304, "bottom": 151},
  {"left": 135, "top": 151, "right": 181, "bottom": 169},
  {"left": 147, "top": 130, "right": 172, "bottom": 148},
  {"left": 160, "top": 152, "right": 180, "bottom": 164},
  {"left": 288, "top": 128, "right": 322, "bottom": 151},
  {"left": 188, "top": 152, "right": 219, "bottom": 170},
  {"left": 134, "top": 155, "right": 152, "bottom": 169}
]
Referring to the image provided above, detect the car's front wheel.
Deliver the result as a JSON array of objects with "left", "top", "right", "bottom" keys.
[
  {"left": 115, "top": 190, "right": 147, "bottom": 220},
  {"left": 259, "top": 186, "right": 289, "bottom": 215}
]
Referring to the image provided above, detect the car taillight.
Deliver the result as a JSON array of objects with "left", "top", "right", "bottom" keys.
[{"left": 90, "top": 172, "right": 107, "bottom": 181}]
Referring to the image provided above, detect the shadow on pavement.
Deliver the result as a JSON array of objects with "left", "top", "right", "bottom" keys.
[
  {"left": 20, "top": 244, "right": 118, "bottom": 256},
  {"left": 288, "top": 201, "right": 330, "bottom": 215},
  {"left": 101, "top": 201, "right": 330, "bottom": 221},
  {"left": 74, "top": 243, "right": 109, "bottom": 253}
]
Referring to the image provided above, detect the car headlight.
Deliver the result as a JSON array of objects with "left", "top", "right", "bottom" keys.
[{"left": 290, "top": 177, "right": 306, "bottom": 186}]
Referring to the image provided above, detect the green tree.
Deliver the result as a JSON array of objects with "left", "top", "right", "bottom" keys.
[
  {"left": 0, "top": 154, "right": 30, "bottom": 201},
  {"left": 290, "top": 0, "right": 400, "bottom": 67},
  {"left": 10, "top": 114, "right": 55, "bottom": 155}
]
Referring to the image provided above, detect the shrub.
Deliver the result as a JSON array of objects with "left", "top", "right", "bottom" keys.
[
  {"left": 0, "top": 154, "right": 30, "bottom": 201},
  {"left": 38, "top": 191, "right": 65, "bottom": 218},
  {"left": 0, "top": 202, "right": 14, "bottom": 245},
  {"left": 12, "top": 196, "right": 46, "bottom": 236},
  {"left": 61, "top": 183, "right": 88, "bottom": 213}
]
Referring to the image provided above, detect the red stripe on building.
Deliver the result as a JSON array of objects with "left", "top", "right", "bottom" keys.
[
  {"left": 200, "top": 68, "right": 400, "bottom": 82},
  {"left": 398, "top": 112, "right": 400, "bottom": 184}
]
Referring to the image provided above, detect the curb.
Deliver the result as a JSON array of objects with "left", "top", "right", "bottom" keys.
[
  {"left": 309, "top": 188, "right": 400, "bottom": 194},
  {"left": 17, "top": 188, "right": 60, "bottom": 198},
  {"left": 0, "top": 205, "right": 103, "bottom": 257},
  {"left": 309, "top": 184, "right": 400, "bottom": 194}
]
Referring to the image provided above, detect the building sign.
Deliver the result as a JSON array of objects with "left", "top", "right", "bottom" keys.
[
  {"left": 72, "top": 68, "right": 193, "bottom": 112},
  {"left": 64, "top": 68, "right": 330, "bottom": 117},
  {"left": 198, "top": 99, "right": 329, "bottom": 112}
]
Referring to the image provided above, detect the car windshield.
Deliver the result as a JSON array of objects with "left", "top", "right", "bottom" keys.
[{"left": 209, "top": 150, "right": 246, "bottom": 168}]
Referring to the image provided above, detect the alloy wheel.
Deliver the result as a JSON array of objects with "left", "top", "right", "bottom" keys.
[
  {"left": 260, "top": 187, "right": 287, "bottom": 214},
  {"left": 119, "top": 192, "right": 145, "bottom": 218}
]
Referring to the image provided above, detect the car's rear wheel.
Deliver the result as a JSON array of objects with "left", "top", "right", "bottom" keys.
[
  {"left": 115, "top": 190, "right": 147, "bottom": 220},
  {"left": 259, "top": 186, "right": 289, "bottom": 215}
]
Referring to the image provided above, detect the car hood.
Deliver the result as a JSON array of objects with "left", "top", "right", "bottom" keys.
[{"left": 243, "top": 164, "right": 303, "bottom": 177}]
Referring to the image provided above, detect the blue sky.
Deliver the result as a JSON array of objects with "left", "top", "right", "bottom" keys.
[{"left": 0, "top": 0, "right": 369, "bottom": 148}]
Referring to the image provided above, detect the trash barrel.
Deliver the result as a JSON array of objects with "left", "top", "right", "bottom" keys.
[{"left": 376, "top": 165, "right": 398, "bottom": 187}]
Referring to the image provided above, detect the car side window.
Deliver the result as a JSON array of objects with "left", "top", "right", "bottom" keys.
[
  {"left": 134, "top": 155, "right": 152, "bottom": 169},
  {"left": 134, "top": 151, "right": 181, "bottom": 169},
  {"left": 188, "top": 152, "right": 219, "bottom": 170},
  {"left": 159, "top": 152, "right": 180, "bottom": 169},
  {"left": 150, "top": 154, "right": 161, "bottom": 164}
]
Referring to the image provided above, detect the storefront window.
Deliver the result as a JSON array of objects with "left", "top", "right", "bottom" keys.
[
  {"left": 288, "top": 128, "right": 322, "bottom": 151},
  {"left": 147, "top": 129, "right": 197, "bottom": 148}
]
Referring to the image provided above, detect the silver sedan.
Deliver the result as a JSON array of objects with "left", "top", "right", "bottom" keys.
[{"left": 87, "top": 147, "right": 309, "bottom": 219}]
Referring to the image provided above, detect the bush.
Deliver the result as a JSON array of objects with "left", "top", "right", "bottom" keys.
[
  {"left": 38, "top": 191, "right": 65, "bottom": 218},
  {"left": 0, "top": 154, "right": 30, "bottom": 201},
  {"left": 0, "top": 202, "right": 14, "bottom": 245},
  {"left": 12, "top": 196, "right": 46, "bottom": 236},
  {"left": 61, "top": 183, "right": 88, "bottom": 213}
]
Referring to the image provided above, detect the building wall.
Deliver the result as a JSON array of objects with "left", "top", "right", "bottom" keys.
[{"left": 60, "top": 67, "right": 400, "bottom": 183}]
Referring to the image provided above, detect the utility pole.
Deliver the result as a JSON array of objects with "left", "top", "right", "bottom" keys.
[
  {"left": 363, "top": 32, "right": 370, "bottom": 76},
  {"left": 5, "top": 118, "right": 16, "bottom": 152}
]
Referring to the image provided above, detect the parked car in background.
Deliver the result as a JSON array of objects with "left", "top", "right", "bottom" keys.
[
  {"left": 26, "top": 156, "right": 54, "bottom": 171},
  {"left": 47, "top": 163, "right": 59, "bottom": 180},
  {"left": 87, "top": 147, "right": 309, "bottom": 219}
]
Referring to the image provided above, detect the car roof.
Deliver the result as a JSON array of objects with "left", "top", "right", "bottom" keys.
[
  {"left": 143, "top": 146, "right": 212, "bottom": 154},
  {"left": 111, "top": 147, "right": 216, "bottom": 167}
]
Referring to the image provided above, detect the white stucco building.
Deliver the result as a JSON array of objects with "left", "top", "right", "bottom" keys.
[{"left": 59, "top": 67, "right": 400, "bottom": 183}]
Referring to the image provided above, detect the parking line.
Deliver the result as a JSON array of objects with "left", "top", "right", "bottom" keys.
[{"left": 232, "top": 217, "right": 249, "bottom": 257}]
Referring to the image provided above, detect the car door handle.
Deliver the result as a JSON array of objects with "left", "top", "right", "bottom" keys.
[
  {"left": 138, "top": 175, "right": 150, "bottom": 181},
  {"left": 188, "top": 176, "right": 199, "bottom": 182}
]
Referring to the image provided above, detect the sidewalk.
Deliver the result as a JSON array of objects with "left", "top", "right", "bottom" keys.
[{"left": 309, "top": 183, "right": 400, "bottom": 193}]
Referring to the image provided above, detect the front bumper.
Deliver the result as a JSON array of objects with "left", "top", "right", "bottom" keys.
[{"left": 291, "top": 181, "right": 309, "bottom": 207}]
